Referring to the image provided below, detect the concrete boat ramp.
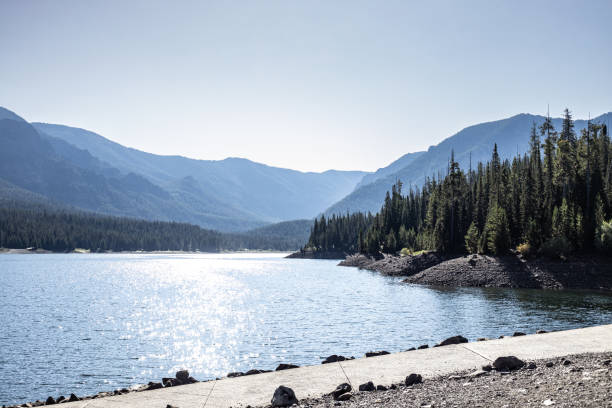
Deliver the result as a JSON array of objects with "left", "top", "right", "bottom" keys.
[{"left": 58, "top": 324, "right": 612, "bottom": 408}]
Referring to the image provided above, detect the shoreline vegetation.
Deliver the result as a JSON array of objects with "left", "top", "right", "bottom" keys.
[{"left": 291, "top": 109, "right": 612, "bottom": 291}]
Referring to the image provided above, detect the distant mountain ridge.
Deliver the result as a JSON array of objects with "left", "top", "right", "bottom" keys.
[
  {"left": 326, "top": 111, "right": 612, "bottom": 216},
  {"left": 0, "top": 106, "right": 368, "bottom": 231}
]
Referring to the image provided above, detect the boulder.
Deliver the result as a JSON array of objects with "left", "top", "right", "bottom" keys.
[
  {"left": 563, "top": 359, "right": 572, "bottom": 366},
  {"left": 527, "top": 362, "right": 537, "bottom": 369},
  {"left": 322, "top": 354, "right": 350, "bottom": 364},
  {"left": 68, "top": 394, "right": 80, "bottom": 402},
  {"left": 55, "top": 396, "right": 65, "bottom": 403},
  {"left": 365, "top": 351, "right": 390, "bottom": 357},
  {"left": 376, "top": 385, "right": 388, "bottom": 391},
  {"left": 481, "top": 364, "right": 492, "bottom": 372},
  {"left": 175, "top": 370, "right": 190, "bottom": 382},
  {"left": 276, "top": 364, "right": 299, "bottom": 371},
  {"left": 227, "top": 372, "right": 244, "bottom": 377},
  {"left": 145, "top": 382, "right": 163, "bottom": 390},
  {"left": 438, "top": 335, "right": 468, "bottom": 346},
  {"left": 336, "top": 393, "right": 352, "bottom": 401},
  {"left": 405, "top": 373, "right": 423, "bottom": 386},
  {"left": 245, "top": 369, "right": 266, "bottom": 376},
  {"left": 546, "top": 362, "right": 554, "bottom": 367},
  {"left": 513, "top": 332, "right": 526, "bottom": 336},
  {"left": 417, "top": 344, "right": 429, "bottom": 349},
  {"left": 358, "top": 381, "right": 375, "bottom": 392},
  {"left": 406, "top": 347, "right": 416, "bottom": 351},
  {"left": 44, "top": 397, "right": 55, "bottom": 405},
  {"left": 536, "top": 330, "right": 548, "bottom": 334},
  {"left": 492, "top": 356, "right": 525, "bottom": 371},
  {"left": 331, "top": 383, "right": 352, "bottom": 400},
  {"left": 271, "top": 385, "right": 298, "bottom": 407}
]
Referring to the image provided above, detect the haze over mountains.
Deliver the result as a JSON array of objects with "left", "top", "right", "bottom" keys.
[
  {"left": 1, "top": 105, "right": 610, "bottom": 234},
  {"left": 0, "top": 107, "right": 366, "bottom": 232}
]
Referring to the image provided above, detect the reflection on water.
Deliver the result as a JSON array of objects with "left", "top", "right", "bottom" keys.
[{"left": 0, "top": 253, "right": 611, "bottom": 405}]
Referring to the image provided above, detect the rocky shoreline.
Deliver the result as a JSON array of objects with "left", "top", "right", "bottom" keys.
[
  {"left": 339, "top": 252, "right": 612, "bottom": 291},
  {"left": 296, "top": 352, "right": 612, "bottom": 408},
  {"left": 4, "top": 330, "right": 558, "bottom": 407},
  {"left": 285, "top": 249, "right": 347, "bottom": 259}
]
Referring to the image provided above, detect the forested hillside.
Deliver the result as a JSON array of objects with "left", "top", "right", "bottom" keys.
[
  {"left": 305, "top": 110, "right": 612, "bottom": 257},
  {"left": 326, "top": 112, "right": 612, "bottom": 217},
  {"left": 0, "top": 202, "right": 310, "bottom": 252}
]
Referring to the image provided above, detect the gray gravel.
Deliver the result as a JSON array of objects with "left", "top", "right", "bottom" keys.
[{"left": 290, "top": 353, "right": 612, "bottom": 408}]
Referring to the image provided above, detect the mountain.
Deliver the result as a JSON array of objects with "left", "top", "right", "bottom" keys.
[
  {"left": 326, "top": 112, "right": 612, "bottom": 215},
  {"left": 0, "top": 107, "right": 369, "bottom": 231},
  {"left": 354, "top": 151, "right": 424, "bottom": 189}
]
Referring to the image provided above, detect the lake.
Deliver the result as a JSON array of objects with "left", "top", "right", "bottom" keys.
[{"left": 1, "top": 252, "right": 611, "bottom": 405}]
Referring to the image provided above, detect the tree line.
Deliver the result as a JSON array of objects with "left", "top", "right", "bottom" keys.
[
  {"left": 0, "top": 202, "right": 307, "bottom": 252},
  {"left": 305, "top": 109, "right": 612, "bottom": 257}
]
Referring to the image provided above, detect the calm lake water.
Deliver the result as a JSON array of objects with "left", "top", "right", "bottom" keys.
[{"left": 1, "top": 253, "right": 611, "bottom": 405}]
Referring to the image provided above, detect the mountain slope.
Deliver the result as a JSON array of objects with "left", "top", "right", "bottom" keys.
[
  {"left": 355, "top": 151, "right": 424, "bottom": 189},
  {"left": 0, "top": 118, "right": 265, "bottom": 231},
  {"left": 0, "top": 106, "right": 369, "bottom": 231},
  {"left": 327, "top": 112, "right": 612, "bottom": 215}
]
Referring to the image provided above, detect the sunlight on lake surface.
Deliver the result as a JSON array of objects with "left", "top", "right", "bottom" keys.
[{"left": 1, "top": 252, "right": 611, "bottom": 405}]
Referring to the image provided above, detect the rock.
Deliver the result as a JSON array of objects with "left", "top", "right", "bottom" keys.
[
  {"left": 145, "top": 382, "right": 163, "bottom": 390},
  {"left": 376, "top": 385, "right": 388, "bottom": 391},
  {"left": 468, "top": 370, "right": 489, "bottom": 377},
  {"left": 55, "top": 396, "right": 65, "bottom": 403},
  {"left": 492, "top": 356, "right": 525, "bottom": 371},
  {"left": 365, "top": 351, "right": 390, "bottom": 357},
  {"left": 163, "top": 378, "right": 180, "bottom": 387},
  {"left": 536, "top": 330, "right": 548, "bottom": 334},
  {"left": 418, "top": 344, "right": 429, "bottom": 349},
  {"left": 186, "top": 376, "right": 198, "bottom": 384},
  {"left": 68, "top": 394, "right": 79, "bottom": 402},
  {"left": 405, "top": 373, "right": 423, "bottom": 386},
  {"left": 358, "top": 381, "right": 375, "bottom": 392},
  {"left": 167, "top": 405, "right": 180, "bottom": 408},
  {"left": 175, "top": 370, "right": 190, "bottom": 382},
  {"left": 335, "top": 393, "right": 352, "bottom": 401},
  {"left": 245, "top": 369, "right": 267, "bottom": 376},
  {"left": 322, "top": 354, "right": 352, "bottom": 364},
  {"left": 527, "top": 362, "right": 537, "bottom": 369},
  {"left": 482, "top": 364, "right": 492, "bottom": 371},
  {"left": 406, "top": 347, "right": 416, "bottom": 351},
  {"left": 45, "top": 397, "right": 55, "bottom": 405},
  {"left": 499, "top": 335, "right": 505, "bottom": 339},
  {"left": 227, "top": 372, "right": 244, "bottom": 377},
  {"left": 390, "top": 384, "right": 397, "bottom": 389},
  {"left": 331, "top": 383, "right": 352, "bottom": 400},
  {"left": 477, "top": 337, "right": 487, "bottom": 341},
  {"left": 602, "top": 359, "right": 611, "bottom": 366},
  {"left": 271, "top": 385, "right": 298, "bottom": 407},
  {"left": 546, "top": 362, "right": 554, "bottom": 368},
  {"left": 438, "top": 335, "right": 468, "bottom": 346},
  {"left": 563, "top": 359, "right": 572, "bottom": 366},
  {"left": 276, "top": 364, "right": 299, "bottom": 371},
  {"left": 513, "top": 332, "right": 526, "bottom": 336}
]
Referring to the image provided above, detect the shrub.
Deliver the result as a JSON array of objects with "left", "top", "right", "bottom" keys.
[
  {"left": 516, "top": 242, "right": 532, "bottom": 257},
  {"left": 595, "top": 219, "right": 612, "bottom": 252}
]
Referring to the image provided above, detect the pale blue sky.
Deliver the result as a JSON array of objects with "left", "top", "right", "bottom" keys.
[{"left": 1, "top": 0, "right": 611, "bottom": 172}]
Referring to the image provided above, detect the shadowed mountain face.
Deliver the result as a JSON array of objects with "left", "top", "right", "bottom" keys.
[
  {"left": 326, "top": 112, "right": 612, "bottom": 216},
  {"left": 0, "top": 107, "right": 368, "bottom": 231}
]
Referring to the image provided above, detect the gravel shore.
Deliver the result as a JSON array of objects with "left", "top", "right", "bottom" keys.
[
  {"left": 339, "top": 252, "right": 612, "bottom": 290},
  {"left": 293, "top": 352, "right": 612, "bottom": 408}
]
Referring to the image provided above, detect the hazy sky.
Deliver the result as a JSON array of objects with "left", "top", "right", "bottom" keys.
[{"left": 1, "top": 0, "right": 611, "bottom": 172}]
